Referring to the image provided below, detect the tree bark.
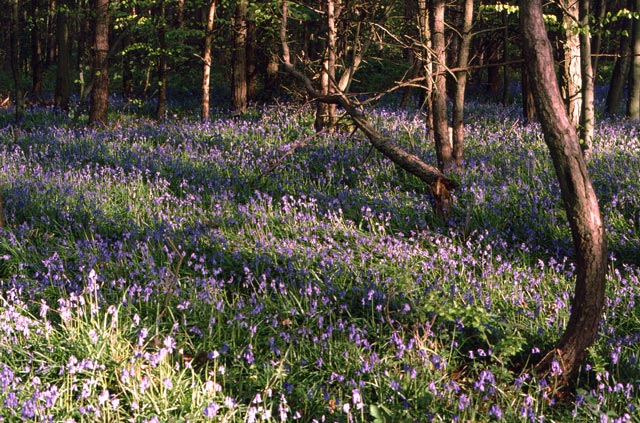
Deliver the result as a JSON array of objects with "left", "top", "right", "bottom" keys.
[
  {"left": 246, "top": 9, "right": 258, "bottom": 101},
  {"left": 156, "top": 0, "right": 168, "bottom": 120},
  {"left": 520, "top": 0, "right": 607, "bottom": 385},
  {"left": 201, "top": 0, "right": 216, "bottom": 121},
  {"left": 315, "top": 0, "right": 338, "bottom": 132},
  {"left": 451, "top": 0, "right": 474, "bottom": 171},
  {"left": 418, "top": 0, "right": 433, "bottom": 132},
  {"left": 431, "top": 0, "right": 453, "bottom": 173},
  {"left": 560, "top": 0, "right": 582, "bottom": 127},
  {"left": 521, "top": 64, "right": 537, "bottom": 123},
  {"left": 502, "top": 10, "right": 510, "bottom": 105},
  {"left": 10, "top": 0, "right": 25, "bottom": 122},
  {"left": 232, "top": 0, "right": 248, "bottom": 113},
  {"left": 606, "top": 3, "right": 633, "bottom": 115},
  {"left": 590, "top": 0, "right": 606, "bottom": 74},
  {"left": 55, "top": 0, "right": 72, "bottom": 110},
  {"left": 627, "top": 0, "right": 640, "bottom": 119},
  {"left": 89, "top": 0, "right": 110, "bottom": 125},
  {"left": 31, "top": 0, "right": 44, "bottom": 97},
  {"left": 579, "top": 0, "right": 594, "bottom": 154}
]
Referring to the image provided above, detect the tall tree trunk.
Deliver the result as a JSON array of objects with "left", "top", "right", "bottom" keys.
[
  {"left": 55, "top": 0, "right": 72, "bottom": 110},
  {"left": 156, "top": 0, "right": 168, "bottom": 120},
  {"left": 78, "top": 3, "right": 92, "bottom": 106},
  {"left": 89, "top": 0, "right": 110, "bottom": 125},
  {"left": 627, "top": 0, "right": 640, "bottom": 119},
  {"left": 315, "top": 0, "right": 338, "bottom": 132},
  {"left": 431, "top": 0, "right": 453, "bottom": 173},
  {"left": 520, "top": 0, "right": 607, "bottom": 385},
  {"left": 451, "top": 0, "right": 473, "bottom": 170},
  {"left": 31, "top": 0, "right": 44, "bottom": 97},
  {"left": 606, "top": 3, "right": 633, "bottom": 115},
  {"left": 502, "top": 10, "right": 510, "bottom": 105},
  {"left": 232, "top": 0, "right": 248, "bottom": 113},
  {"left": 10, "top": 0, "right": 25, "bottom": 122},
  {"left": 246, "top": 10, "right": 258, "bottom": 101},
  {"left": 590, "top": 0, "right": 606, "bottom": 74},
  {"left": 400, "top": 0, "right": 418, "bottom": 109},
  {"left": 418, "top": 0, "right": 433, "bottom": 132},
  {"left": 201, "top": 0, "right": 216, "bottom": 121},
  {"left": 177, "top": 0, "right": 185, "bottom": 28},
  {"left": 521, "top": 64, "right": 537, "bottom": 123},
  {"left": 579, "top": 0, "right": 594, "bottom": 154},
  {"left": 560, "top": 0, "right": 582, "bottom": 127}
]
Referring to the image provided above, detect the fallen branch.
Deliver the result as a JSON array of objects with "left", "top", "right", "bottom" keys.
[{"left": 280, "top": 0, "right": 457, "bottom": 218}]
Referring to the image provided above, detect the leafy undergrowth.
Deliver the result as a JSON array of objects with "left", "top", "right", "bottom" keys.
[{"left": 0, "top": 101, "right": 638, "bottom": 422}]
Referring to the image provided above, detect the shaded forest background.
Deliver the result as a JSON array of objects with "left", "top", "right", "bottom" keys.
[{"left": 1, "top": 0, "right": 639, "bottom": 125}]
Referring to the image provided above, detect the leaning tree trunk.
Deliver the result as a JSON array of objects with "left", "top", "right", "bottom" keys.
[
  {"left": 520, "top": 0, "right": 608, "bottom": 385},
  {"left": 579, "top": 0, "right": 595, "bottom": 154},
  {"left": 281, "top": 0, "right": 457, "bottom": 218},
  {"left": 431, "top": 0, "right": 453, "bottom": 173},
  {"left": 451, "top": 0, "right": 474, "bottom": 171},
  {"left": 628, "top": 0, "right": 640, "bottom": 119},
  {"left": 89, "top": 0, "right": 110, "bottom": 125},
  {"left": 201, "top": 0, "right": 216, "bottom": 121}
]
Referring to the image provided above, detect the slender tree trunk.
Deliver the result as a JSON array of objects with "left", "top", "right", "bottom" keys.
[
  {"left": 78, "top": 4, "right": 92, "bottom": 106},
  {"left": 520, "top": 0, "right": 607, "bottom": 385},
  {"left": 89, "top": 0, "right": 110, "bottom": 125},
  {"left": 246, "top": 10, "right": 258, "bottom": 101},
  {"left": 560, "top": 0, "right": 582, "bottom": 127},
  {"left": 502, "top": 10, "right": 510, "bottom": 105},
  {"left": 232, "top": 0, "right": 248, "bottom": 113},
  {"left": 10, "top": 0, "right": 25, "bottom": 122},
  {"left": 201, "top": 0, "right": 216, "bottom": 121},
  {"left": 606, "top": 4, "right": 633, "bottom": 115},
  {"left": 418, "top": 0, "right": 433, "bottom": 131},
  {"left": 627, "top": 0, "right": 640, "bottom": 119},
  {"left": 431, "top": 0, "right": 453, "bottom": 173},
  {"left": 590, "top": 0, "right": 606, "bottom": 74},
  {"left": 177, "top": 0, "right": 185, "bottom": 28},
  {"left": 55, "top": 0, "right": 72, "bottom": 110},
  {"left": 156, "top": 0, "right": 168, "bottom": 120},
  {"left": 579, "top": 0, "right": 594, "bottom": 154},
  {"left": 315, "top": 0, "right": 338, "bottom": 132},
  {"left": 451, "top": 0, "right": 473, "bottom": 170},
  {"left": 400, "top": 0, "right": 418, "bottom": 109},
  {"left": 521, "top": 64, "right": 537, "bottom": 123},
  {"left": 31, "top": 0, "right": 44, "bottom": 97}
]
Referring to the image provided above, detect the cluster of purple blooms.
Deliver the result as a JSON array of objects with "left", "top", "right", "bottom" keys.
[{"left": 0, "top": 101, "right": 638, "bottom": 421}]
